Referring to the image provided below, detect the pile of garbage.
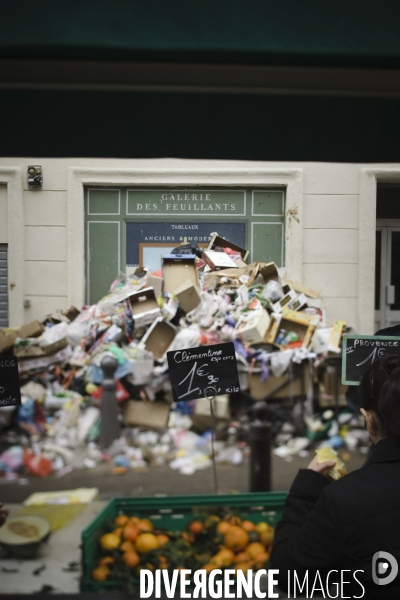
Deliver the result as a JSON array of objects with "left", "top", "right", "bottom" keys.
[{"left": 0, "top": 234, "right": 369, "bottom": 480}]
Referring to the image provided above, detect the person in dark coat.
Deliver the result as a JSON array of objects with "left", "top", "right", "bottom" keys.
[{"left": 271, "top": 355, "right": 400, "bottom": 599}]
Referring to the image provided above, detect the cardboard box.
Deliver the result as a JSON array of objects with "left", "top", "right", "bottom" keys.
[
  {"left": 280, "top": 308, "right": 321, "bottom": 327},
  {"left": 202, "top": 250, "right": 238, "bottom": 271},
  {"left": 248, "top": 362, "right": 311, "bottom": 400},
  {"left": 139, "top": 317, "right": 177, "bottom": 360},
  {"left": 128, "top": 287, "right": 161, "bottom": 328},
  {"left": 265, "top": 310, "right": 319, "bottom": 348},
  {"left": 318, "top": 365, "right": 347, "bottom": 407},
  {"left": 287, "top": 293, "right": 308, "bottom": 312},
  {"left": 273, "top": 289, "right": 298, "bottom": 313},
  {"left": 258, "top": 262, "right": 280, "bottom": 283},
  {"left": 162, "top": 255, "right": 200, "bottom": 295},
  {"left": 191, "top": 394, "right": 230, "bottom": 430},
  {"left": 0, "top": 331, "right": 17, "bottom": 354},
  {"left": 328, "top": 320, "right": 347, "bottom": 354},
  {"left": 18, "top": 320, "right": 45, "bottom": 339},
  {"left": 122, "top": 400, "right": 170, "bottom": 429},
  {"left": 203, "top": 262, "right": 260, "bottom": 289},
  {"left": 236, "top": 309, "right": 271, "bottom": 345},
  {"left": 146, "top": 275, "right": 164, "bottom": 299},
  {"left": 174, "top": 279, "right": 201, "bottom": 313},
  {"left": 207, "top": 233, "right": 249, "bottom": 261}
]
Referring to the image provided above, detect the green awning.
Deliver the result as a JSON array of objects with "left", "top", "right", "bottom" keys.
[{"left": 2, "top": 0, "right": 400, "bottom": 68}]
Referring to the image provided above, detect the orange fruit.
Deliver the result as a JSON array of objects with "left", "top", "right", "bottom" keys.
[
  {"left": 246, "top": 542, "right": 266, "bottom": 560},
  {"left": 159, "top": 555, "right": 168, "bottom": 568},
  {"left": 204, "top": 515, "right": 221, "bottom": 528},
  {"left": 114, "top": 515, "right": 129, "bottom": 527},
  {"left": 217, "top": 521, "right": 231, "bottom": 535},
  {"left": 112, "top": 527, "right": 123, "bottom": 538},
  {"left": 234, "top": 561, "right": 254, "bottom": 574},
  {"left": 136, "top": 532, "right": 159, "bottom": 554},
  {"left": 227, "top": 515, "right": 241, "bottom": 526},
  {"left": 202, "top": 563, "right": 218, "bottom": 574},
  {"left": 255, "top": 521, "right": 270, "bottom": 534},
  {"left": 100, "top": 533, "right": 121, "bottom": 550},
  {"left": 234, "top": 551, "right": 251, "bottom": 564},
  {"left": 137, "top": 518, "right": 154, "bottom": 532},
  {"left": 189, "top": 520, "right": 204, "bottom": 536},
  {"left": 260, "top": 529, "right": 274, "bottom": 548},
  {"left": 130, "top": 516, "right": 141, "bottom": 525},
  {"left": 241, "top": 520, "right": 255, "bottom": 532},
  {"left": 224, "top": 526, "right": 249, "bottom": 553},
  {"left": 120, "top": 540, "right": 136, "bottom": 553},
  {"left": 123, "top": 550, "right": 140, "bottom": 568},
  {"left": 123, "top": 524, "right": 139, "bottom": 542},
  {"left": 211, "top": 548, "right": 235, "bottom": 566},
  {"left": 254, "top": 551, "right": 270, "bottom": 569},
  {"left": 92, "top": 565, "right": 110, "bottom": 581},
  {"left": 100, "top": 556, "right": 115, "bottom": 567},
  {"left": 156, "top": 533, "right": 169, "bottom": 547}
]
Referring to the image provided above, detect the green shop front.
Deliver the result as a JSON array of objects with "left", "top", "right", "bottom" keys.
[{"left": 85, "top": 188, "right": 285, "bottom": 303}]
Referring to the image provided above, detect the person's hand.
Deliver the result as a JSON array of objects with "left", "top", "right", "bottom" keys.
[
  {"left": 0, "top": 503, "right": 9, "bottom": 527},
  {"left": 307, "top": 457, "right": 337, "bottom": 478}
]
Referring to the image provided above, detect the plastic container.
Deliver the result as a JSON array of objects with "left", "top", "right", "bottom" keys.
[{"left": 81, "top": 491, "right": 287, "bottom": 592}]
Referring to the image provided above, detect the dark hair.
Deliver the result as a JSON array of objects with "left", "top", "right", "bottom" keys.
[{"left": 360, "top": 355, "right": 400, "bottom": 441}]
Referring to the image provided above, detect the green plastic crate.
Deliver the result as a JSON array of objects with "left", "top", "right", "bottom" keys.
[{"left": 81, "top": 492, "right": 287, "bottom": 592}]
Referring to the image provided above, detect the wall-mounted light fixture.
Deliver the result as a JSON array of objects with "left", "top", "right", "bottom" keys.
[{"left": 27, "top": 165, "right": 43, "bottom": 189}]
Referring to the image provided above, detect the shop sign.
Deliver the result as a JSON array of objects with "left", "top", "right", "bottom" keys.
[{"left": 127, "top": 189, "right": 246, "bottom": 216}]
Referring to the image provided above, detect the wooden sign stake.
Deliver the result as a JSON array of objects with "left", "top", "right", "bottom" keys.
[{"left": 204, "top": 385, "right": 219, "bottom": 495}]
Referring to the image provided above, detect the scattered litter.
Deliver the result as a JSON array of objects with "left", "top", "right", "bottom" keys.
[{"left": 0, "top": 235, "right": 368, "bottom": 481}]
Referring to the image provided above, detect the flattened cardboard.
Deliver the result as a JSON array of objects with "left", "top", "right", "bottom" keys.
[
  {"left": 174, "top": 279, "right": 201, "bottom": 313},
  {"left": 122, "top": 400, "right": 170, "bottom": 429},
  {"left": 207, "top": 233, "right": 249, "bottom": 261},
  {"left": 128, "top": 287, "right": 161, "bottom": 327},
  {"left": 0, "top": 331, "right": 17, "bottom": 354},
  {"left": 14, "top": 345, "right": 46, "bottom": 358},
  {"left": 202, "top": 250, "right": 238, "bottom": 271},
  {"left": 146, "top": 275, "right": 164, "bottom": 299},
  {"left": 162, "top": 255, "right": 200, "bottom": 295},
  {"left": 139, "top": 318, "right": 177, "bottom": 360},
  {"left": 284, "top": 279, "right": 321, "bottom": 300},
  {"left": 18, "top": 321, "right": 45, "bottom": 339},
  {"left": 18, "top": 345, "right": 72, "bottom": 373},
  {"left": 41, "top": 337, "right": 69, "bottom": 356}
]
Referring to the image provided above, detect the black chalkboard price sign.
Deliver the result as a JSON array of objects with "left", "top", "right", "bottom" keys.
[
  {"left": 167, "top": 342, "right": 240, "bottom": 402},
  {"left": 0, "top": 356, "right": 21, "bottom": 407},
  {"left": 342, "top": 335, "right": 400, "bottom": 385}
]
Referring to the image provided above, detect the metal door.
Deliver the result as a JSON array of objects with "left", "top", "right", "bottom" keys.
[{"left": 375, "top": 223, "right": 400, "bottom": 331}]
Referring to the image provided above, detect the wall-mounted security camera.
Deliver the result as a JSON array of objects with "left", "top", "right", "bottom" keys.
[{"left": 27, "top": 165, "right": 43, "bottom": 189}]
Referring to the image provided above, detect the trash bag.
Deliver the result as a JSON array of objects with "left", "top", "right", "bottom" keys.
[{"left": 171, "top": 243, "right": 203, "bottom": 258}]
